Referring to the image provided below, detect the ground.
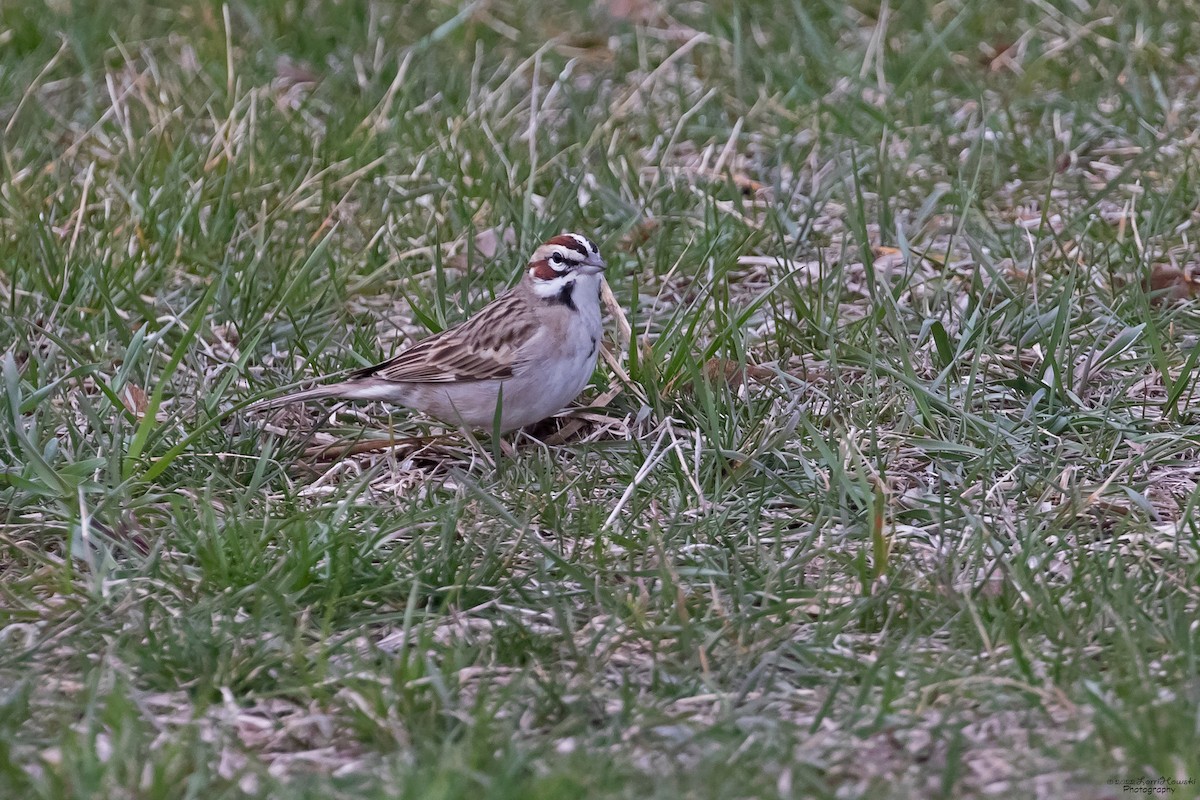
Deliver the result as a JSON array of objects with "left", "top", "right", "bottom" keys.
[{"left": 2, "top": 1, "right": 1200, "bottom": 798}]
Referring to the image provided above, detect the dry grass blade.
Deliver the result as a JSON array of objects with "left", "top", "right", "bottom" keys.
[{"left": 302, "top": 432, "right": 445, "bottom": 461}]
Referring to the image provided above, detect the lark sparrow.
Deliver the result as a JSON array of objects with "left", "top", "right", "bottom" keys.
[{"left": 253, "top": 233, "right": 606, "bottom": 432}]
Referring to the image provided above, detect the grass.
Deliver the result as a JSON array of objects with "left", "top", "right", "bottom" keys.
[{"left": 2, "top": 0, "right": 1200, "bottom": 797}]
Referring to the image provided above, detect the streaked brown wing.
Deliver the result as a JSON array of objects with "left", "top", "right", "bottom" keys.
[{"left": 351, "top": 290, "right": 536, "bottom": 384}]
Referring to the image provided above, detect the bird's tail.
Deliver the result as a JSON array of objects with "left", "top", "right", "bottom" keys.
[
  {"left": 248, "top": 375, "right": 405, "bottom": 413},
  {"left": 247, "top": 381, "right": 358, "bottom": 412}
]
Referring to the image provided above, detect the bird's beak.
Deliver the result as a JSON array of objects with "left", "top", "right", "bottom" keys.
[{"left": 580, "top": 254, "right": 607, "bottom": 276}]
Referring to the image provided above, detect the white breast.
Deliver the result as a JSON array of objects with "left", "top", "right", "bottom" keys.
[{"left": 502, "top": 272, "right": 604, "bottom": 429}]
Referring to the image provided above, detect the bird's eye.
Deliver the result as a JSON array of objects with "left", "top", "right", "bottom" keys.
[{"left": 550, "top": 253, "right": 563, "bottom": 264}]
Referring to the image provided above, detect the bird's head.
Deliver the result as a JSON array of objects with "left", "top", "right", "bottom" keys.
[{"left": 527, "top": 233, "right": 605, "bottom": 301}]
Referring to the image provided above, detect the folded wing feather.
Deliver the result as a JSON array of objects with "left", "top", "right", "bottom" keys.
[{"left": 349, "top": 291, "right": 536, "bottom": 384}]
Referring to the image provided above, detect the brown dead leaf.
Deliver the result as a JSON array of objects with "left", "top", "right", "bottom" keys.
[
  {"left": 871, "top": 246, "right": 907, "bottom": 271},
  {"left": 1147, "top": 264, "right": 1200, "bottom": 301},
  {"left": 473, "top": 225, "right": 516, "bottom": 260},
  {"left": 119, "top": 383, "right": 149, "bottom": 418},
  {"left": 666, "top": 357, "right": 773, "bottom": 395},
  {"left": 731, "top": 173, "right": 764, "bottom": 196},
  {"left": 620, "top": 219, "right": 659, "bottom": 252},
  {"left": 998, "top": 258, "right": 1029, "bottom": 282},
  {"left": 704, "top": 358, "right": 773, "bottom": 391},
  {"left": 444, "top": 226, "right": 517, "bottom": 271}
]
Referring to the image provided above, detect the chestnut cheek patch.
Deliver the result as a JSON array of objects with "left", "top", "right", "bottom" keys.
[{"left": 530, "top": 259, "right": 559, "bottom": 281}]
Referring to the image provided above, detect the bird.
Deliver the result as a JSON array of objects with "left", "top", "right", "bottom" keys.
[{"left": 252, "top": 232, "right": 607, "bottom": 432}]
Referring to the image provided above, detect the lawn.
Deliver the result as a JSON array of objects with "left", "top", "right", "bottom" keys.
[{"left": 2, "top": 1, "right": 1200, "bottom": 798}]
